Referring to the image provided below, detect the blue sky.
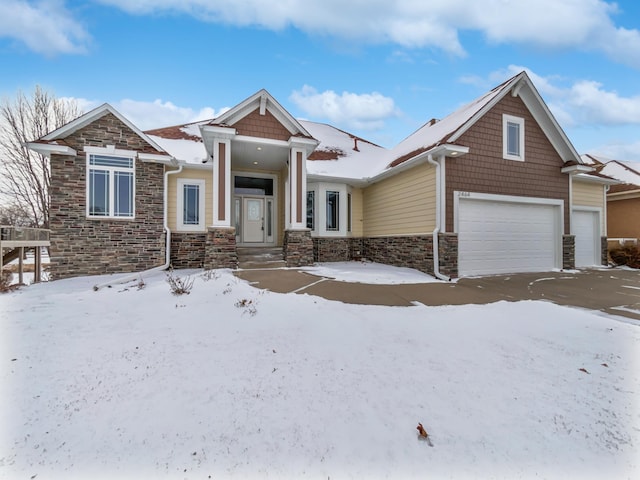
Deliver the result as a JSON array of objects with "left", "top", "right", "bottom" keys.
[{"left": 2, "top": 0, "right": 640, "bottom": 160}]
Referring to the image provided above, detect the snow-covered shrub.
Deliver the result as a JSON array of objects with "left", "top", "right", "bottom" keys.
[
  {"left": 166, "top": 270, "right": 194, "bottom": 295},
  {"left": 609, "top": 244, "right": 640, "bottom": 269}
]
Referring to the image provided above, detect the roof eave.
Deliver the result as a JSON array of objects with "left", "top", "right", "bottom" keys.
[
  {"left": 375, "top": 144, "right": 469, "bottom": 184},
  {"left": 25, "top": 142, "right": 77, "bottom": 157}
]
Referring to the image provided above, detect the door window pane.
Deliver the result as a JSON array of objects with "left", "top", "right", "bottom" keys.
[{"left": 307, "top": 191, "right": 315, "bottom": 230}]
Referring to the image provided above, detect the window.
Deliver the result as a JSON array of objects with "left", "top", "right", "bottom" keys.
[
  {"left": 326, "top": 191, "right": 339, "bottom": 231},
  {"left": 503, "top": 114, "right": 525, "bottom": 161},
  {"left": 347, "top": 193, "right": 352, "bottom": 233},
  {"left": 306, "top": 191, "right": 315, "bottom": 230},
  {"left": 177, "top": 179, "right": 205, "bottom": 231},
  {"left": 87, "top": 153, "right": 134, "bottom": 218}
]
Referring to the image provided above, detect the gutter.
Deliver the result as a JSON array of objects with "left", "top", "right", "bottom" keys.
[
  {"left": 426, "top": 154, "right": 451, "bottom": 282},
  {"left": 94, "top": 160, "right": 183, "bottom": 290}
]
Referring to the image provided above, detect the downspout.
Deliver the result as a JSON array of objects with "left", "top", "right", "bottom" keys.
[
  {"left": 427, "top": 154, "right": 451, "bottom": 281},
  {"left": 94, "top": 161, "right": 182, "bottom": 290}
]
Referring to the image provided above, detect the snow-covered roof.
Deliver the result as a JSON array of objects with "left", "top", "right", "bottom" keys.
[
  {"left": 146, "top": 121, "right": 209, "bottom": 164},
  {"left": 144, "top": 71, "right": 582, "bottom": 181},
  {"left": 600, "top": 160, "right": 640, "bottom": 188}
]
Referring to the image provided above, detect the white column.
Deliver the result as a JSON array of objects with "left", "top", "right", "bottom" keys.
[
  {"left": 288, "top": 138, "right": 315, "bottom": 230},
  {"left": 212, "top": 137, "right": 232, "bottom": 228}
]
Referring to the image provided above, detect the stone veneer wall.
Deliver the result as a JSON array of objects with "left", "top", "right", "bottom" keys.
[
  {"left": 313, "top": 237, "right": 350, "bottom": 262},
  {"left": 438, "top": 233, "right": 458, "bottom": 278},
  {"left": 170, "top": 233, "right": 206, "bottom": 269},
  {"left": 563, "top": 235, "right": 576, "bottom": 270},
  {"left": 600, "top": 236, "right": 608, "bottom": 266},
  {"left": 204, "top": 228, "right": 238, "bottom": 269},
  {"left": 49, "top": 113, "right": 165, "bottom": 279},
  {"left": 284, "top": 230, "right": 314, "bottom": 267},
  {"left": 363, "top": 235, "right": 434, "bottom": 275}
]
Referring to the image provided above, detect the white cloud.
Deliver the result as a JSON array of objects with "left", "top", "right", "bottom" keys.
[
  {"left": 481, "top": 65, "right": 640, "bottom": 128},
  {"left": 64, "top": 97, "right": 227, "bottom": 130},
  {"left": 114, "top": 99, "right": 226, "bottom": 130},
  {"left": 0, "top": 0, "right": 89, "bottom": 55},
  {"left": 290, "top": 86, "right": 398, "bottom": 131},
  {"left": 96, "top": 0, "right": 640, "bottom": 67}
]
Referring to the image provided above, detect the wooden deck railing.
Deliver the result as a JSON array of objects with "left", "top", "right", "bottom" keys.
[{"left": 0, "top": 226, "right": 51, "bottom": 284}]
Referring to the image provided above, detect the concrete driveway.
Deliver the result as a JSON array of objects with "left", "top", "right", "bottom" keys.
[{"left": 234, "top": 267, "right": 640, "bottom": 321}]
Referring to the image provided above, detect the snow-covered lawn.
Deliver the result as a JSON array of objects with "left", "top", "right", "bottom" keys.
[{"left": 1, "top": 266, "right": 638, "bottom": 479}]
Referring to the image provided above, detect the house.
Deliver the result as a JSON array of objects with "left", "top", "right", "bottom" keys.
[
  {"left": 582, "top": 155, "right": 640, "bottom": 248},
  {"left": 28, "top": 71, "right": 610, "bottom": 280}
]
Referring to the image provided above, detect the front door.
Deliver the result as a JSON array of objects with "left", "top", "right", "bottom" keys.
[{"left": 243, "top": 198, "right": 264, "bottom": 243}]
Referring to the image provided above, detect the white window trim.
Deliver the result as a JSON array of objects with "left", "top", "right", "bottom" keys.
[
  {"left": 309, "top": 182, "right": 352, "bottom": 237},
  {"left": 502, "top": 114, "right": 525, "bottom": 162},
  {"left": 85, "top": 147, "right": 136, "bottom": 219},
  {"left": 306, "top": 190, "right": 315, "bottom": 231},
  {"left": 177, "top": 179, "right": 206, "bottom": 232}
]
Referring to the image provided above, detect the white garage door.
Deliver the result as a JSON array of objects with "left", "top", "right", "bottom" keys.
[
  {"left": 573, "top": 210, "right": 600, "bottom": 267},
  {"left": 458, "top": 195, "right": 561, "bottom": 276}
]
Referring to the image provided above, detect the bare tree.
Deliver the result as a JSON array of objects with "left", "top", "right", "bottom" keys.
[{"left": 0, "top": 86, "right": 82, "bottom": 228}]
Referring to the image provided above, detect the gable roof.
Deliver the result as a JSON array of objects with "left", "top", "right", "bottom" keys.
[
  {"left": 209, "top": 89, "right": 314, "bottom": 139},
  {"left": 385, "top": 71, "right": 582, "bottom": 169},
  {"left": 39, "top": 103, "right": 168, "bottom": 155}
]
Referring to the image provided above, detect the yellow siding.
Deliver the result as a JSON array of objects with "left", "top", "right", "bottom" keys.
[
  {"left": 573, "top": 179, "right": 605, "bottom": 209},
  {"left": 363, "top": 163, "right": 436, "bottom": 236},
  {"left": 350, "top": 188, "right": 364, "bottom": 237},
  {"left": 166, "top": 167, "right": 213, "bottom": 231}
]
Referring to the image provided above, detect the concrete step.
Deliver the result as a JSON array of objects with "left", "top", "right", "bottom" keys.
[{"left": 237, "top": 247, "right": 285, "bottom": 269}]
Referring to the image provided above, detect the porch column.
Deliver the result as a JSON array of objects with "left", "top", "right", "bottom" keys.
[
  {"left": 288, "top": 138, "right": 316, "bottom": 230},
  {"left": 211, "top": 131, "right": 235, "bottom": 228}
]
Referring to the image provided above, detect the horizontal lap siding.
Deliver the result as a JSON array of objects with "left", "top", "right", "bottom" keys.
[
  {"left": 363, "top": 163, "right": 436, "bottom": 237},
  {"left": 167, "top": 168, "right": 213, "bottom": 231},
  {"left": 573, "top": 180, "right": 604, "bottom": 209},
  {"left": 446, "top": 94, "right": 570, "bottom": 233},
  {"left": 608, "top": 198, "right": 640, "bottom": 239}
]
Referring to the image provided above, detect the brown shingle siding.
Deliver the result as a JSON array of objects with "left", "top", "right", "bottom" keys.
[
  {"left": 233, "top": 108, "right": 291, "bottom": 141},
  {"left": 445, "top": 94, "right": 570, "bottom": 233}
]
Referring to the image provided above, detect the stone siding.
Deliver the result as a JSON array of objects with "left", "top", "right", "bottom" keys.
[
  {"left": 438, "top": 233, "right": 458, "bottom": 278},
  {"left": 563, "top": 235, "right": 576, "bottom": 270},
  {"left": 49, "top": 113, "right": 165, "bottom": 279},
  {"left": 601, "top": 236, "right": 608, "bottom": 266},
  {"left": 313, "top": 237, "right": 351, "bottom": 262},
  {"left": 171, "top": 233, "right": 206, "bottom": 269},
  {"left": 204, "top": 228, "right": 238, "bottom": 269},
  {"left": 363, "top": 235, "right": 434, "bottom": 275},
  {"left": 284, "top": 230, "right": 314, "bottom": 267}
]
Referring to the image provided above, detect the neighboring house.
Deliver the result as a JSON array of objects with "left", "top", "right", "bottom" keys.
[
  {"left": 582, "top": 155, "right": 640, "bottom": 247},
  {"left": 28, "top": 71, "right": 609, "bottom": 280}
]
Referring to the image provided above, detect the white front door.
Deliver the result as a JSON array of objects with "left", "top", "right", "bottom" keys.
[{"left": 243, "top": 198, "right": 264, "bottom": 243}]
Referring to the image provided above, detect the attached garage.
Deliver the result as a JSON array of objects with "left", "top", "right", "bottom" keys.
[
  {"left": 573, "top": 209, "right": 601, "bottom": 267},
  {"left": 457, "top": 193, "right": 563, "bottom": 276}
]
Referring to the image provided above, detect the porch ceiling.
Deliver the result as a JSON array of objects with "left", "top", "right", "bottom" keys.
[{"left": 231, "top": 138, "right": 289, "bottom": 171}]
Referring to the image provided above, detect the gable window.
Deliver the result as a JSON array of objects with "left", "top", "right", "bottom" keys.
[
  {"left": 87, "top": 152, "right": 135, "bottom": 218},
  {"left": 503, "top": 114, "right": 525, "bottom": 161},
  {"left": 177, "top": 179, "right": 205, "bottom": 231},
  {"left": 306, "top": 190, "right": 315, "bottom": 230},
  {"left": 326, "top": 191, "right": 339, "bottom": 231}
]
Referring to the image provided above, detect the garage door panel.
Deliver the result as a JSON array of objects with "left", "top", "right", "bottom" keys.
[
  {"left": 458, "top": 198, "right": 560, "bottom": 276},
  {"left": 574, "top": 210, "right": 599, "bottom": 267}
]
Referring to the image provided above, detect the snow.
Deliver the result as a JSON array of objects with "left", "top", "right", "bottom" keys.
[
  {"left": 600, "top": 161, "right": 640, "bottom": 186},
  {"left": 147, "top": 135, "right": 207, "bottom": 164},
  {"left": 300, "top": 261, "right": 439, "bottom": 284},
  {"left": 2, "top": 266, "right": 637, "bottom": 479}
]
